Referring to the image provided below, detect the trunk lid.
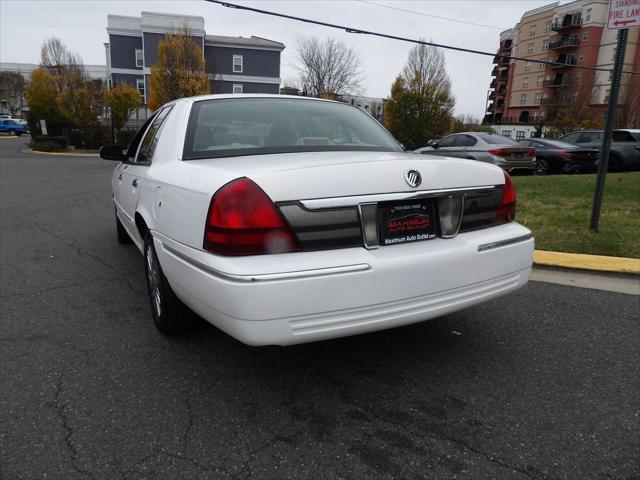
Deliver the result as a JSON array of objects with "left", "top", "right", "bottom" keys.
[{"left": 187, "top": 151, "right": 504, "bottom": 202}]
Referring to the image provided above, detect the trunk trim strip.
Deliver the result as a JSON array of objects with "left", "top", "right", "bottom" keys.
[{"left": 299, "top": 186, "right": 497, "bottom": 209}]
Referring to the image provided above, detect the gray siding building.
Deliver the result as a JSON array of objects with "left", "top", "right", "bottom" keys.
[{"left": 105, "top": 12, "right": 284, "bottom": 114}]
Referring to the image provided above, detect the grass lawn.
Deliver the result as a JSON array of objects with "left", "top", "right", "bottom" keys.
[{"left": 513, "top": 172, "right": 640, "bottom": 258}]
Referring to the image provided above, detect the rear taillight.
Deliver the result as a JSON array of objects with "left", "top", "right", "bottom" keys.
[
  {"left": 526, "top": 148, "right": 535, "bottom": 157},
  {"left": 203, "top": 178, "right": 300, "bottom": 256},
  {"left": 495, "top": 172, "right": 516, "bottom": 224},
  {"left": 488, "top": 148, "right": 508, "bottom": 157}
]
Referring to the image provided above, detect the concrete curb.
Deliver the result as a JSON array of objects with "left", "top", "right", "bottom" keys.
[
  {"left": 24, "top": 149, "right": 99, "bottom": 157},
  {"left": 534, "top": 250, "right": 640, "bottom": 275},
  {"left": 0, "top": 136, "right": 19, "bottom": 139}
]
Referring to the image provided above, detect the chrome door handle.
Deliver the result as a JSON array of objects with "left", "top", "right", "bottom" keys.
[
  {"left": 118, "top": 173, "right": 123, "bottom": 180},
  {"left": 132, "top": 179, "right": 139, "bottom": 187}
]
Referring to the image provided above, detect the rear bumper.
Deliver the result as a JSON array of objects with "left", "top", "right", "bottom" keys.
[
  {"left": 153, "top": 223, "right": 534, "bottom": 346},
  {"left": 492, "top": 157, "right": 536, "bottom": 170}
]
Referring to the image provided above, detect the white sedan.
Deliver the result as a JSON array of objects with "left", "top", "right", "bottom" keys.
[{"left": 101, "top": 94, "right": 534, "bottom": 346}]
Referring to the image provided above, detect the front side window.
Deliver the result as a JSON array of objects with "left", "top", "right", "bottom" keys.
[
  {"left": 437, "top": 135, "right": 457, "bottom": 148},
  {"left": 233, "top": 55, "right": 243, "bottom": 73},
  {"left": 135, "top": 49, "right": 144, "bottom": 68},
  {"left": 183, "top": 98, "right": 402, "bottom": 160},
  {"left": 136, "top": 106, "right": 173, "bottom": 163}
]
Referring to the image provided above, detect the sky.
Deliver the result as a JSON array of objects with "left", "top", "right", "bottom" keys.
[{"left": 0, "top": 0, "right": 558, "bottom": 117}]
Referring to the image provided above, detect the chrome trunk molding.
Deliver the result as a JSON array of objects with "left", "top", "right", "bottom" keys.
[
  {"left": 299, "top": 186, "right": 497, "bottom": 209},
  {"left": 477, "top": 233, "right": 534, "bottom": 252}
]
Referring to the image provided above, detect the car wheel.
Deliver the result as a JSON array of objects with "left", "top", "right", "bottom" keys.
[
  {"left": 115, "top": 211, "right": 132, "bottom": 244},
  {"left": 534, "top": 158, "right": 549, "bottom": 175},
  {"left": 8, "top": 129, "right": 16, "bottom": 136},
  {"left": 607, "top": 155, "right": 622, "bottom": 172},
  {"left": 144, "top": 232, "right": 187, "bottom": 335}
]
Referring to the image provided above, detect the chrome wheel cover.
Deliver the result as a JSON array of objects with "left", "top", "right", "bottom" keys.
[{"left": 146, "top": 245, "right": 162, "bottom": 317}]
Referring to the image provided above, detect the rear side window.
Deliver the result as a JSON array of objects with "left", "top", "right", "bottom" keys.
[
  {"left": 477, "top": 134, "right": 520, "bottom": 145},
  {"left": 136, "top": 106, "right": 173, "bottom": 163},
  {"left": 612, "top": 131, "right": 636, "bottom": 142}
]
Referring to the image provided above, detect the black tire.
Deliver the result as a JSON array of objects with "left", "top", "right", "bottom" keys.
[
  {"left": 534, "top": 158, "right": 549, "bottom": 175},
  {"left": 8, "top": 129, "right": 16, "bottom": 136},
  {"left": 115, "top": 212, "right": 132, "bottom": 244},
  {"left": 607, "top": 155, "right": 623, "bottom": 172},
  {"left": 144, "top": 232, "right": 187, "bottom": 335}
]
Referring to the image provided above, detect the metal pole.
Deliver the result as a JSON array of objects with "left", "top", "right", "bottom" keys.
[{"left": 589, "top": 28, "right": 628, "bottom": 232}]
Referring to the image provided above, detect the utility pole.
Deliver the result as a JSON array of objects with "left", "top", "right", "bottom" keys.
[{"left": 589, "top": 28, "right": 628, "bottom": 232}]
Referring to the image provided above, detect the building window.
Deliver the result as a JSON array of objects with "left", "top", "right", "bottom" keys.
[
  {"left": 532, "top": 111, "right": 539, "bottom": 120},
  {"left": 523, "top": 77, "right": 529, "bottom": 88},
  {"left": 232, "top": 84, "right": 243, "bottom": 94},
  {"left": 576, "top": 72, "right": 582, "bottom": 81},
  {"left": 604, "top": 89, "right": 610, "bottom": 102},
  {"left": 579, "top": 51, "right": 585, "bottom": 63},
  {"left": 520, "top": 94, "right": 527, "bottom": 104},
  {"left": 516, "top": 130, "right": 526, "bottom": 139},
  {"left": 583, "top": 31, "right": 589, "bottom": 41},
  {"left": 586, "top": 8, "right": 592, "bottom": 22},
  {"left": 529, "top": 25, "right": 536, "bottom": 36},
  {"left": 537, "top": 75, "right": 544, "bottom": 86},
  {"left": 233, "top": 55, "right": 243, "bottom": 73},
  {"left": 136, "top": 79, "right": 145, "bottom": 102},
  {"left": 527, "top": 42, "right": 534, "bottom": 54},
  {"left": 534, "top": 92, "right": 542, "bottom": 104},
  {"left": 135, "top": 49, "right": 144, "bottom": 68},
  {"left": 542, "top": 39, "right": 549, "bottom": 49},
  {"left": 501, "top": 130, "right": 511, "bottom": 137},
  {"left": 525, "top": 61, "right": 531, "bottom": 71},
  {"left": 545, "top": 20, "right": 552, "bottom": 32},
  {"left": 539, "top": 58, "right": 546, "bottom": 69}
]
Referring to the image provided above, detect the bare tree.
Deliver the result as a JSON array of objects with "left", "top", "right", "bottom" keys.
[
  {"left": 295, "top": 37, "right": 363, "bottom": 98},
  {"left": 0, "top": 72, "right": 27, "bottom": 116},
  {"left": 617, "top": 73, "right": 640, "bottom": 128},
  {"left": 401, "top": 40, "right": 452, "bottom": 95}
]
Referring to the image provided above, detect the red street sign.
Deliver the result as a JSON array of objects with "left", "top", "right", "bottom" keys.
[{"left": 607, "top": 0, "right": 640, "bottom": 29}]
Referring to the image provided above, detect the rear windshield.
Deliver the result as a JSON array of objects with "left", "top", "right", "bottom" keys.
[
  {"left": 538, "top": 139, "right": 577, "bottom": 149},
  {"left": 183, "top": 98, "right": 402, "bottom": 159},
  {"left": 476, "top": 134, "right": 520, "bottom": 145}
]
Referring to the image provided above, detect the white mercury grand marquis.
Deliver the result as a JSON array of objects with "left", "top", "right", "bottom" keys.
[{"left": 100, "top": 94, "right": 534, "bottom": 346}]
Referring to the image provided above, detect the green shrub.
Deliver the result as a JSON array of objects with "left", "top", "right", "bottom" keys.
[
  {"left": 115, "top": 128, "right": 138, "bottom": 148},
  {"left": 29, "top": 136, "right": 68, "bottom": 152},
  {"left": 68, "top": 126, "right": 111, "bottom": 150}
]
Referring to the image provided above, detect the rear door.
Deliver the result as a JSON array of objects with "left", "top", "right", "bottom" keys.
[{"left": 120, "top": 106, "right": 173, "bottom": 245}]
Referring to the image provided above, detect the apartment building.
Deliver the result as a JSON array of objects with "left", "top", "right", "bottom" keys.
[
  {"left": 484, "top": 0, "right": 639, "bottom": 130},
  {"left": 105, "top": 12, "right": 285, "bottom": 115}
]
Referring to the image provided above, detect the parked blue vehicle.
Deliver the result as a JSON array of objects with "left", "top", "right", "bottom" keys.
[{"left": 0, "top": 119, "right": 26, "bottom": 136}]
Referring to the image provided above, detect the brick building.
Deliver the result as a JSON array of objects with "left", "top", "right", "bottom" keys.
[{"left": 484, "top": 0, "right": 640, "bottom": 134}]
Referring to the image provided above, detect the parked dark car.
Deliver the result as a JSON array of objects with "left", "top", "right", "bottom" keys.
[
  {"left": 518, "top": 138, "right": 599, "bottom": 175},
  {"left": 558, "top": 129, "right": 640, "bottom": 171},
  {"left": 415, "top": 132, "right": 536, "bottom": 172}
]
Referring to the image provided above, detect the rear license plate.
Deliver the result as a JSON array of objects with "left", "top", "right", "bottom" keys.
[
  {"left": 514, "top": 153, "right": 523, "bottom": 159},
  {"left": 378, "top": 200, "right": 437, "bottom": 246}
]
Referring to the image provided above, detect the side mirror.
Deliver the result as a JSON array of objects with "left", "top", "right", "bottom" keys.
[
  {"left": 99, "top": 144, "right": 126, "bottom": 161},
  {"left": 431, "top": 142, "right": 439, "bottom": 149}
]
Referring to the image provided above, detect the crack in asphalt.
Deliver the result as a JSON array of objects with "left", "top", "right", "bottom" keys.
[{"left": 52, "top": 370, "right": 96, "bottom": 480}]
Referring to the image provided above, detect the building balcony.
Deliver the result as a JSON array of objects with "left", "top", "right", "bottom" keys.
[
  {"left": 549, "top": 38, "right": 579, "bottom": 49},
  {"left": 495, "top": 101, "right": 505, "bottom": 109},
  {"left": 543, "top": 78, "right": 572, "bottom": 87},
  {"left": 551, "top": 15, "right": 582, "bottom": 31},
  {"left": 489, "top": 91, "right": 496, "bottom": 100},
  {"left": 496, "top": 89, "right": 507, "bottom": 96},
  {"left": 499, "top": 71, "right": 509, "bottom": 79},
  {"left": 486, "top": 102, "right": 494, "bottom": 112},
  {"left": 548, "top": 57, "right": 576, "bottom": 68},
  {"left": 490, "top": 79, "right": 497, "bottom": 88},
  {"left": 491, "top": 67, "right": 498, "bottom": 76}
]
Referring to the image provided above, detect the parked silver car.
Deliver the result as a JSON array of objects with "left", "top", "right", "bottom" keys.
[{"left": 415, "top": 133, "right": 536, "bottom": 172}]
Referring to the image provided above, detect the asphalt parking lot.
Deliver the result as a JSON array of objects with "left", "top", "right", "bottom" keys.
[{"left": 1, "top": 136, "right": 639, "bottom": 479}]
